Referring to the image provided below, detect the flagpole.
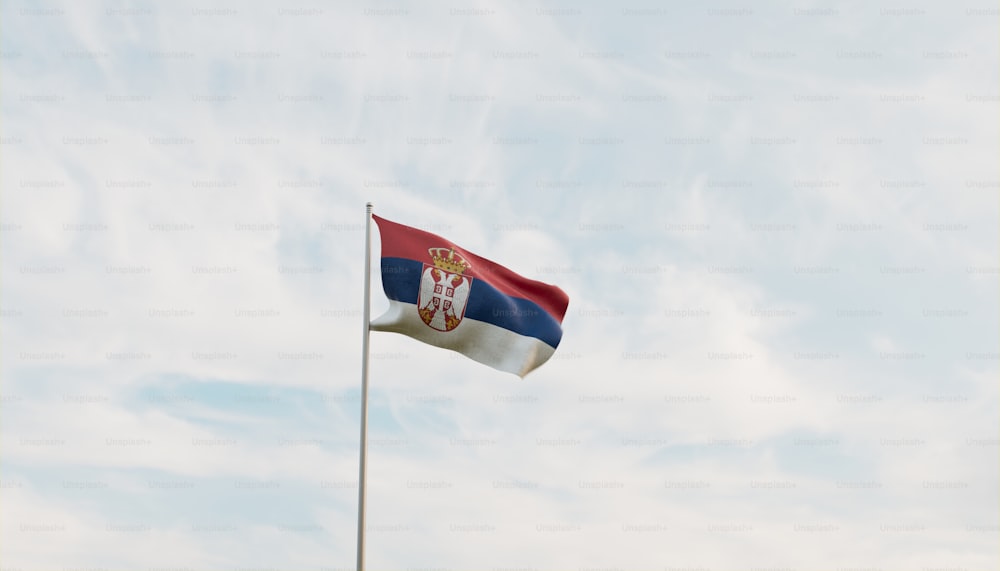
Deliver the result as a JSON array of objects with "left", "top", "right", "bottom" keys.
[{"left": 356, "top": 202, "right": 373, "bottom": 571}]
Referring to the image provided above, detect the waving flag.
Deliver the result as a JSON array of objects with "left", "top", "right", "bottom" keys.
[{"left": 370, "top": 214, "right": 569, "bottom": 377}]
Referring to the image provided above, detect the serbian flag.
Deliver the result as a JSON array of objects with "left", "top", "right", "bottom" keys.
[{"left": 370, "top": 215, "right": 569, "bottom": 377}]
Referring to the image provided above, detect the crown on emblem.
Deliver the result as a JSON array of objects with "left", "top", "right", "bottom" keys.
[{"left": 428, "top": 247, "right": 470, "bottom": 274}]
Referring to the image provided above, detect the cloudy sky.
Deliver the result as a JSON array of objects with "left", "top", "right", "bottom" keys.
[{"left": 1, "top": 1, "right": 997, "bottom": 570}]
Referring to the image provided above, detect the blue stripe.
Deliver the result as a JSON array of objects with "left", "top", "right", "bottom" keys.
[{"left": 380, "top": 257, "right": 564, "bottom": 349}]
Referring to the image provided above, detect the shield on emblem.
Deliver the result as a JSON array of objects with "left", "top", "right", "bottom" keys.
[{"left": 417, "top": 264, "right": 472, "bottom": 332}]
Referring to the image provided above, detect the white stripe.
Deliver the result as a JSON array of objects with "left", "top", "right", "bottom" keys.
[{"left": 370, "top": 300, "right": 556, "bottom": 377}]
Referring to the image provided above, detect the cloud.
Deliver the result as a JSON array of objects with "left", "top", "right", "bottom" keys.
[{"left": 1, "top": 0, "right": 996, "bottom": 569}]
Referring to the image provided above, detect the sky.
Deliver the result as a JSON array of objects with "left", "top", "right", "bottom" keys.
[{"left": 1, "top": 1, "right": 998, "bottom": 570}]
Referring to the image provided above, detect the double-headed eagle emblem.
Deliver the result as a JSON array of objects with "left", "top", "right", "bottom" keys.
[{"left": 417, "top": 247, "right": 473, "bottom": 331}]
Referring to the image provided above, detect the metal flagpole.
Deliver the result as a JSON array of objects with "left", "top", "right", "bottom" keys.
[{"left": 356, "top": 202, "right": 373, "bottom": 571}]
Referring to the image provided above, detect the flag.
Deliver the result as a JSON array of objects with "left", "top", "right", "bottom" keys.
[{"left": 370, "top": 214, "right": 569, "bottom": 377}]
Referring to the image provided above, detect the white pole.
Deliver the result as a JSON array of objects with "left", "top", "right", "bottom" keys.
[{"left": 356, "top": 202, "right": 373, "bottom": 571}]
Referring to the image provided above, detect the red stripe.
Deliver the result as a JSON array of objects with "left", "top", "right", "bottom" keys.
[{"left": 372, "top": 214, "right": 570, "bottom": 323}]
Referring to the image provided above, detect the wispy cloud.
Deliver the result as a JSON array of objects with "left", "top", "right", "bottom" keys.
[{"left": 1, "top": 0, "right": 996, "bottom": 569}]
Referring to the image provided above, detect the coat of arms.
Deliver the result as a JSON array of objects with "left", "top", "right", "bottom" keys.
[{"left": 418, "top": 247, "right": 472, "bottom": 331}]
